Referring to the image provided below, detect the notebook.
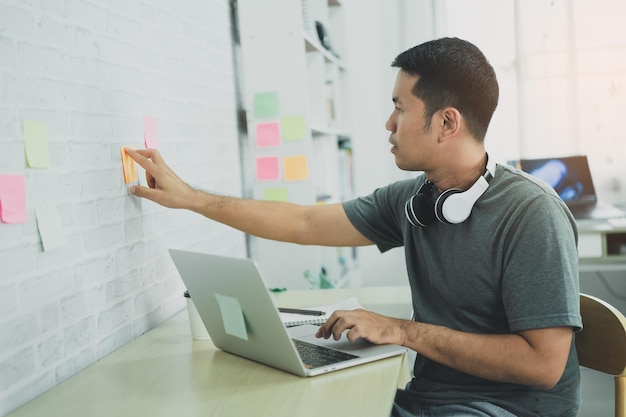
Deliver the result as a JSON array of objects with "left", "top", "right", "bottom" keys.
[
  {"left": 169, "top": 249, "right": 406, "bottom": 377},
  {"left": 514, "top": 155, "right": 625, "bottom": 220},
  {"left": 279, "top": 297, "right": 362, "bottom": 327}
]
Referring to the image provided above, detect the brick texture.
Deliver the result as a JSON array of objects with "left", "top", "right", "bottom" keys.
[{"left": 0, "top": 1, "right": 246, "bottom": 415}]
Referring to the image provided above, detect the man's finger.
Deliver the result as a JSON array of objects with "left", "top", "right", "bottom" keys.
[
  {"left": 125, "top": 147, "right": 155, "bottom": 172},
  {"left": 134, "top": 148, "right": 165, "bottom": 165},
  {"left": 129, "top": 184, "right": 158, "bottom": 201}
]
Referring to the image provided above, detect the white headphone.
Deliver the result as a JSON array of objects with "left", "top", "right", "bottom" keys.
[{"left": 405, "top": 155, "right": 496, "bottom": 227}]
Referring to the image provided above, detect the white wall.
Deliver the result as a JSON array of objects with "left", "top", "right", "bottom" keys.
[
  {"left": 0, "top": 1, "right": 245, "bottom": 415},
  {"left": 341, "top": 0, "right": 412, "bottom": 287},
  {"left": 343, "top": 0, "right": 626, "bottom": 287},
  {"left": 434, "top": 0, "right": 626, "bottom": 203},
  {"left": 515, "top": 0, "right": 626, "bottom": 204}
]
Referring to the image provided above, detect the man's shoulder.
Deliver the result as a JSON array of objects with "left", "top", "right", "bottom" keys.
[{"left": 493, "top": 164, "right": 561, "bottom": 199}]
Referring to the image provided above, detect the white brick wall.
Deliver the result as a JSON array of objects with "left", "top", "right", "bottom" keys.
[{"left": 0, "top": 1, "right": 246, "bottom": 415}]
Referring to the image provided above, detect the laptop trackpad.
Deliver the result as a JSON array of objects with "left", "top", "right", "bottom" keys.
[{"left": 288, "top": 325, "right": 402, "bottom": 356}]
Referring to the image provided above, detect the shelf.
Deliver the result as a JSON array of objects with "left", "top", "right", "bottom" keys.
[
  {"left": 237, "top": 0, "right": 356, "bottom": 289},
  {"left": 310, "top": 124, "right": 350, "bottom": 138},
  {"left": 303, "top": 32, "right": 345, "bottom": 70},
  {"left": 579, "top": 224, "right": 626, "bottom": 263}
]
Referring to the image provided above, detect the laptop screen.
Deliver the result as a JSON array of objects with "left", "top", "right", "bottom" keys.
[{"left": 513, "top": 155, "right": 597, "bottom": 205}]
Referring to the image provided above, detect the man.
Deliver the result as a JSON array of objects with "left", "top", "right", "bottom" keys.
[{"left": 126, "top": 37, "right": 581, "bottom": 416}]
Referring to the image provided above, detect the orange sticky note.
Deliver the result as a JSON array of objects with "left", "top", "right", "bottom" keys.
[
  {"left": 120, "top": 147, "right": 138, "bottom": 184},
  {"left": 283, "top": 155, "right": 309, "bottom": 181}
]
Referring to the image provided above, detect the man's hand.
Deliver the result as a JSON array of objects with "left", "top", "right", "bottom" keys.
[
  {"left": 124, "top": 148, "right": 196, "bottom": 209},
  {"left": 315, "top": 309, "right": 406, "bottom": 346}
]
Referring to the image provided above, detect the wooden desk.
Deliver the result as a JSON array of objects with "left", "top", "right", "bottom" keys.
[{"left": 8, "top": 287, "right": 412, "bottom": 417}]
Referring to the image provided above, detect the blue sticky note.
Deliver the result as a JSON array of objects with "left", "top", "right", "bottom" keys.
[{"left": 214, "top": 293, "right": 248, "bottom": 340}]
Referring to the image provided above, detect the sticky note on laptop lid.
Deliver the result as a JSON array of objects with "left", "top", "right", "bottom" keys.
[{"left": 215, "top": 293, "right": 249, "bottom": 340}]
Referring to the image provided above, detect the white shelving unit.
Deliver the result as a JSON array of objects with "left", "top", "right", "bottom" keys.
[{"left": 237, "top": 0, "right": 356, "bottom": 290}]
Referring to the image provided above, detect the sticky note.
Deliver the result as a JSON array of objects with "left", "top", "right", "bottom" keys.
[
  {"left": 255, "top": 122, "right": 281, "bottom": 148},
  {"left": 143, "top": 115, "right": 159, "bottom": 149},
  {"left": 253, "top": 92, "right": 279, "bottom": 118},
  {"left": 283, "top": 155, "right": 309, "bottom": 181},
  {"left": 214, "top": 293, "right": 248, "bottom": 340},
  {"left": 0, "top": 174, "right": 27, "bottom": 224},
  {"left": 281, "top": 115, "right": 307, "bottom": 141},
  {"left": 120, "top": 147, "right": 138, "bottom": 184},
  {"left": 23, "top": 121, "right": 50, "bottom": 168},
  {"left": 35, "top": 204, "right": 67, "bottom": 251},
  {"left": 263, "top": 187, "right": 288, "bottom": 202},
  {"left": 255, "top": 156, "right": 280, "bottom": 181}
]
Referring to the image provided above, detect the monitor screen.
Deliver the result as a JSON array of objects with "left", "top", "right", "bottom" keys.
[{"left": 515, "top": 155, "right": 596, "bottom": 203}]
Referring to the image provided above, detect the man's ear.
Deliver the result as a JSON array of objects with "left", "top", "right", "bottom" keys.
[{"left": 439, "top": 107, "right": 461, "bottom": 140}]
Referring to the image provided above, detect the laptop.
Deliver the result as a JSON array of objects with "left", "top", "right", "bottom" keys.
[
  {"left": 514, "top": 155, "right": 625, "bottom": 220},
  {"left": 169, "top": 249, "right": 406, "bottom": 377}
]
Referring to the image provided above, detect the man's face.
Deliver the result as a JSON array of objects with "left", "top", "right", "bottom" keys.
[{"left": 385, "top": 71, "right": 438, "bottom": 171}]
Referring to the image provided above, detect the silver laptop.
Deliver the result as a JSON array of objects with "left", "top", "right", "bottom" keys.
[
  {"left": 169, "top": 249, "right": 406, "bottom": 377},
  {"left": 514, "top": 155, "right": 625, "bottom": 220}
]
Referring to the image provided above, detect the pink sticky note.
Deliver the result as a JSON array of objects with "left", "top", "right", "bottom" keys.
[
  {"left": 0, "top": 174, "right": 27, "bottom": 224},
  {"left": 255, "top": 156, "right": 280, "bottom": 181},
  {"left": 143, "top": 116, "right": 159, "bottom": 149},
  {"left": 255, "top": 122, "right": 281, "bottom": 148}
]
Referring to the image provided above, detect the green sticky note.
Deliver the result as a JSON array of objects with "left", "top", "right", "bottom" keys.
[
  {"left": 263, "top": 187, "right": 288, "bottom": 202},
  {"left": 281, "top": 115, "right": 307, "bottom": 141},
  {"left": 214, "top": 293, "right": 248, "bottom": 340},
  {"left": 254, "top": 92, "right": 279, "bottom": 118},
  {"left": 23, "top": 121, "right": 50, "bottom": 168}
]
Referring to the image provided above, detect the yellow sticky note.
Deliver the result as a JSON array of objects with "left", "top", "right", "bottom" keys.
[
  {"left": 120, "top": 147, "right": 138, "bottom": 184},
  {"left": 263, "top": 187, "right": 288, "bottom": 202},
  {"left": 281, "top": 115, "right": 307, "bottom": 141},
  {"left": 23, "top": 121, "right": 50, "bottom": 168},
  {"left": 283, "top": 155, "right": 309, "bottom": 181}
]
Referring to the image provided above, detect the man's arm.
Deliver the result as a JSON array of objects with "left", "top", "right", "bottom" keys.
[
  {"left": 316, "top": 309, "right": 573, "bottom": 390},
  {"left": 125, "top": 148, "right": 372, "bottom": 247}
]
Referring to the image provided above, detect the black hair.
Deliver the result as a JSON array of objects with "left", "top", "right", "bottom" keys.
[{"left": 391, "top": 37, "right": 499, "bottom": 141}]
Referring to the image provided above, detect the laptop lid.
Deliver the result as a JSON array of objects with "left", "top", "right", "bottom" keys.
[
  {"left": 168, "top": 249, "right": 406, "bottom": 377},
  {"left": 516, "top": 155, "right": 597, "bottom": 206}
]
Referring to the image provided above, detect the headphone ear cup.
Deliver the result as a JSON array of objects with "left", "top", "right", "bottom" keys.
[
  {"left": 435, "top": 189, "right": 466, "bottom": 224},
  {"left": 436, "top": 175, "right": 491, "bottom": 224},
  {"left": 405, "top": 188, "right": 437, "bottom": 227}
]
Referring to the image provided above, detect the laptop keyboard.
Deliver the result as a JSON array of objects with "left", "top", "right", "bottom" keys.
[{"left": 293, "top": 339, "right": 359, "bottom": 369}]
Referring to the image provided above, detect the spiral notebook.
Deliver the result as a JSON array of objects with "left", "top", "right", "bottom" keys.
[{"left": 279, "top": 297, "right": 362, "bottom": 327}]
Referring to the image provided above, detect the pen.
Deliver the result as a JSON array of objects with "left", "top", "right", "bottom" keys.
[{"left": 278, "top": 308, "right": 325, "bottom": 316}]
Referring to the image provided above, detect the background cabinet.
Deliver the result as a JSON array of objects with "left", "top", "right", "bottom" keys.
[
  {"left": 578, "top": 221, "right": 626, "bottom": 262},
  {"left": 237, "top": 0, "right": 356, "bottom": 289}
]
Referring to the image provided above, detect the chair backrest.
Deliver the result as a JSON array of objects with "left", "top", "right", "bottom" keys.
[{"left": 576, "top": 293, "right": 626, "bottom": 417}]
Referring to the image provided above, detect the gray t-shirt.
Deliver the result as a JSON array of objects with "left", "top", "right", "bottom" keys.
[{"left": 343, "top": 164, "right": 582, "bottom": 417}]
